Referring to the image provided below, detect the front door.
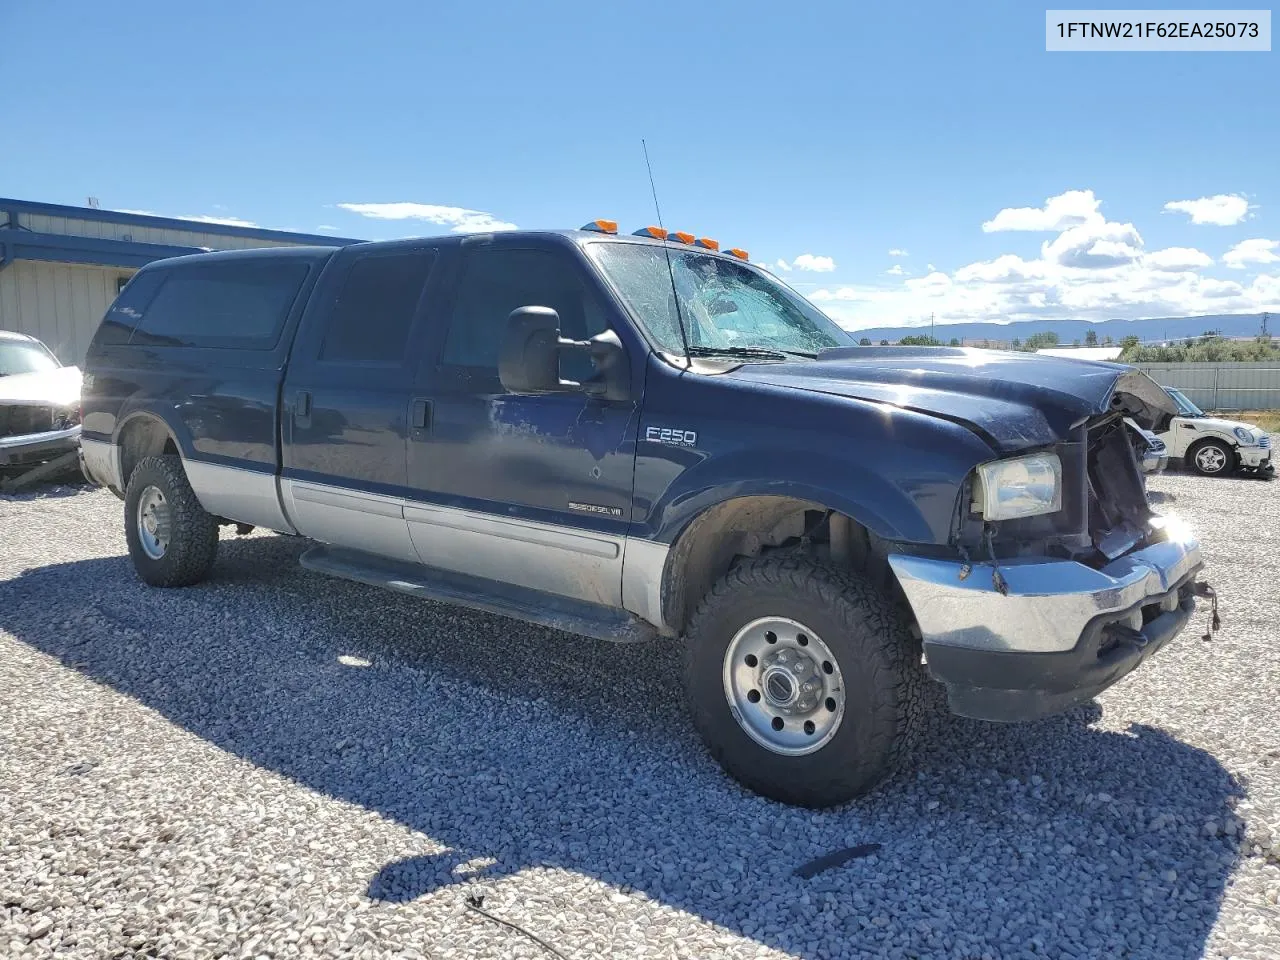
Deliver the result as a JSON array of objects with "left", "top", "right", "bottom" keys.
[
  {"left": 281, "top": 244, "right": 439, "bottom": 563},
  {"left": 405, "top": 242, "right": 639, "bottom": 606}
]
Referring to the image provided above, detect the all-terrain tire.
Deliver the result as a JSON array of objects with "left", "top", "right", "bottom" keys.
[
  {"left": 683, "top": 556, "right": 924, "bottom": 808},
  {"left": 124, "top": 455, "right": 219, "bottom": 587}
]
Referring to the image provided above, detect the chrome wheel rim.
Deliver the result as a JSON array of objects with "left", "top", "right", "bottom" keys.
[
  {"left": 722, "top": 616, "right": 846, "bottom": 756},
  {"left": 136, "top": 485, "right": 170, "bottom": 560},
  {"left": 1195, "top": 445, "right": 1227, "bottom": 473}
]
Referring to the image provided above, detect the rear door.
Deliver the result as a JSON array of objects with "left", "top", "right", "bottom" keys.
[
  {"left": 86, "top": 251, "right": 326, "bottom": 531},
  {"left": 404, "top": 239, "right": 640, "bottom": 606},
  {"left": 281, "top": 243, "right": 441, "bottom": 562}
]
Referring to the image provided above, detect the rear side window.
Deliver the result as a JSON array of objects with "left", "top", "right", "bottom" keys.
[
  {"left": 441, "top": 248, "right": 607, "bottom": 374},
  {"left": 130, "top": 260, "right": 310, "bottom": 350},
  {"left": 92, "top": 271, "right": 166, "bottom": 348},
  {"left": 319, "top": 251, "right": 435, "bottom": 364}
]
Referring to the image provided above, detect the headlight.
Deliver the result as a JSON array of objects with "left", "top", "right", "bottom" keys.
[
  {"left": 973, "top": 453, "right": 1063, "bottom": 521},
  {"left": 1233, "top": 427, "right": 1255, "bottom": 445}
]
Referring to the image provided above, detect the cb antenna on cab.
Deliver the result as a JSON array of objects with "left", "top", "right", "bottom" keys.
[{"left": 642, "top": 139, "right": 692, "bottom": 363}]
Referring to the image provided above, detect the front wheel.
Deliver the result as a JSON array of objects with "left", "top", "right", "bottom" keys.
[
  {"left": 1189, "top": 439, "right": 1234, "bottom": 477},
  {"left": 124, "top": 455, "right": 219, "bottom": 587},
  {"left": 683, "top": 557, "right": 923, "bottom": 808}
]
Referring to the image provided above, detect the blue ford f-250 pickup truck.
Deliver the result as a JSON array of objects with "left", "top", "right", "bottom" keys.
[{"left": 79, "top": 220, "right": 1207, "bottom": 807}]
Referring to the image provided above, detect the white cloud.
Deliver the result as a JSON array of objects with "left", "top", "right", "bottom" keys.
[
  {"left": 885, "top": 264, "right": 907, "bottom": 276},
  {"left": 1145, "top": 247, "right": 1213, "bottom": 271},
  {"left": 179, "top": 214, "right": 260, "bottom": 228},
  {"left": 1164, "top": 194, "right": 1251, "bottom": 226},
  {"left": 926, "top": 263, "right": 936, "bottom": 272},
  {"left": 1041, "top": 219, "right": 1143, "bottom": 269},
  {"left": 888, "top": 248, "right": 908, "bottom": 257},
  {"left": 803, "top": 188, "right": 1280, "bottom": 331},
  {"left": 1223, "top": 238, "right": 1280, "bottom": 269},
  {"left": 792, "top": 253, "right": 836, "bottom": 272},
  {"left": 982, "top": 189, "right": 1101, "bottom": 233},
  {"left": 338, "top": 201, "right": 517, "bottom": 233},
  {"left": 316, "top": 224, "right": 338, "bottom": 232},
  {"left": 112, "top": 208, "right": 157, "bottom": 216},
  {"left": 774, "top": 259, "right": 792, "bottom": 272}
]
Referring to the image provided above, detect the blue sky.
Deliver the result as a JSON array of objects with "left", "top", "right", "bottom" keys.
[{"left": 4, "top": 0, "right": 1277, "bottom": 329}]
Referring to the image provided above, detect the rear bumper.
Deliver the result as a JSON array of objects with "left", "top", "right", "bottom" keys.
[
  {"left": 889, "top": 531, "right": 1204, "bottom": 721},
  {"left": 0, "top": 425, "right": 82, "bottom": 466},
  {"left": 78, "top": 436, "right": 123, "bottom": 492}
]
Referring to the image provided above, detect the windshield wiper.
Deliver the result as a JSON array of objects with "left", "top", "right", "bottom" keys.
[{"left": 685, "top": 345, "right": 815, "bottom": 362}]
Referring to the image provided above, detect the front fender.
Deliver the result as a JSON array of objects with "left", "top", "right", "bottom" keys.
[{"left": 641, "top": 450, "right": 967, "bottom": 546}]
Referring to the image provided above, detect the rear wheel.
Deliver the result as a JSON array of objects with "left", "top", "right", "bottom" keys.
[
  {"left": 1189, "top": 439, "right": 1234, "bottom": 477},
  {"left": 684, "top": 556, "right": 922, "bottom": 808},
  {"left": 124, "top": 455, "right": 219, "bottom": 586}
]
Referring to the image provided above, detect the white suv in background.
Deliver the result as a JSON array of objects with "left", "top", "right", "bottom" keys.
[{"left": 1158, "top": 387, "right": 1274, "bottom": 477}]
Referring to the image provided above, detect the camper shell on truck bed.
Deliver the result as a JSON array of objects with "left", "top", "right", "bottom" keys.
[{"left": 79, "top": 223, "right": 1212, "bottom": 807}]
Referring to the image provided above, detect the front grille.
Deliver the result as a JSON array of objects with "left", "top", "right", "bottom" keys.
[
  {"left": 0, "top": 404, "right": 56, "bottom": 439},
  {"left": 1260, "top": 435, "right": 1272, "bottom": 450}
]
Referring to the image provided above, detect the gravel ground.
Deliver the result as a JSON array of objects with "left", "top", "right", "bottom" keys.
[{"left": 1, "top": 467, "right": 1279, "bottom": 960}]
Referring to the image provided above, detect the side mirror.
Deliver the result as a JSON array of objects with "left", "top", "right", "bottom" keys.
[{"left": 498, "top": 306, "right": 630, "bottom": 401}]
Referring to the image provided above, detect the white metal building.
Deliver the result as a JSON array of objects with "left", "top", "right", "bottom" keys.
[{"left": 0, "top": 198, "right": 360, "bottom": 365}]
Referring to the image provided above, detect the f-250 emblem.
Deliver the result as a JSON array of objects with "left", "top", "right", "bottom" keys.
[{"left": 646, "top": 426, "right": 698, "bottom": 447}]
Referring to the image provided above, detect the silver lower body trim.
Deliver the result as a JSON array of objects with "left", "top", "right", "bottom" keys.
[
  {"left": 621, "top": 537, "right": 671, "bottom": 636},
  {"left": 405, "top": 500, "right": 624, "bottom": 606},
  {"left": 280, "top": 478, "right": 415, "bottom": 562},
  {"left": 187, "top": 460, "right": 296, "bottom": 534},
  {"left": 888, "top": 530, "right": 1203, "bottom": 654},
  {"left": 77, "top": 436, "right": 121, "bottom": 489}
]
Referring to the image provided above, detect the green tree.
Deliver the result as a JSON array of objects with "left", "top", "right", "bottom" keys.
[
  {"left": 1120, "top": 335, "right": 1140, "bottom": 352},
  {"left": 1085, "top": 329, "right": 1098, "bottom": 346},
  {"left": 1103, "top": 335, "right": 1114, "bottom": 346},
  {"left": 899, "top": 334, "right": 943, "bottom": 346},
  {"left": 949, "top": 337, "right": 961, "bottom": 347},
  {"left": 1023, "top": 331, "right": 1060, "bottom": 351},
  {"left": 1011, "top": 337, "right": 1022, "bottom": 349},
  {"left": 858, "top": 337, "right": 872, "bottom": 345}
]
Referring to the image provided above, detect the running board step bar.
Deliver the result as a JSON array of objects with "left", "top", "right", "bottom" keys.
[{"left": 299, "top": 545, "right": 657, "bottom": 643}]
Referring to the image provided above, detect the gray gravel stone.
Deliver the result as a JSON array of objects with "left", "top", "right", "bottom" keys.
[{"left": 2, "top": 469, "right": 1280, "bottom": 958}]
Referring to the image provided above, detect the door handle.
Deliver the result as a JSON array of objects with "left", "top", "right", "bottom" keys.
[
  {"left": 411, "top": 398, "right": 432, "bottom": 431},
  {"left": 295, "top": 390, "right": 312, "bottom": 419}
]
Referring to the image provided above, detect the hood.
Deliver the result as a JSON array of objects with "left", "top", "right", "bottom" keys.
[
  {"left": 1183, "top": 415, "right": 1267, "bottom": 440},
  {"left": 0, "top": 364, "right": 82, "bottom": 407},
  {"left": 729, "top": 347, "right": 1175, "bottom": 451}
]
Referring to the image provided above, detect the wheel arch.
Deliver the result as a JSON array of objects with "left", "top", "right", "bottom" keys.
[
  {"left": 655, "top": 491, "right": 915, "bottom": 637},
  {"left": 115, "top": 412, "right": 183, "bottom": 490}
]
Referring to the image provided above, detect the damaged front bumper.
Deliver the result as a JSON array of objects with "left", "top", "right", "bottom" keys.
[
  {"left": 888, "top": 528, "right": 1204, "bottom": 722},
  {"left": 0, "top": 424, "right": 82, "bottom": 467}
]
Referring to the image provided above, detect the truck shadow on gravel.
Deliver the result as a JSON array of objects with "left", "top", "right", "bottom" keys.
[{"left": 2, "top": 534, "right": 1247, "bottom": 960}]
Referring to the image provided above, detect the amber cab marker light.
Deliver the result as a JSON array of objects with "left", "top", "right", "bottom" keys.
[
  {"left": 632, "top": 225, "right": 668, "bottom": 239},
  {"left": 580, "top": 219, "right": 619, "bottom": 234},
  {"left": 695, "top": 237, "right": 720, "bottom": 251},
  {"left": 726, "top": 247, "right": 750, "bottom": 260},
  {"left": 669, "top": 231, "right": 695, "bottom": 244}
]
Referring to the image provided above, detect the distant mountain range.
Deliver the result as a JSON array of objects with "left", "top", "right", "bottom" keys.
[{"left": 846, "top": 313, "right": 1273, "bottom": 344}]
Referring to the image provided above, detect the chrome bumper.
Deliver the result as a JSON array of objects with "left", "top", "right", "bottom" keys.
[
  {"left": 888, "top": 531, "right": 1203, "bottom": 655},
  {"left": 0, "top": 424, "right": 82, "bottom": 465}
]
